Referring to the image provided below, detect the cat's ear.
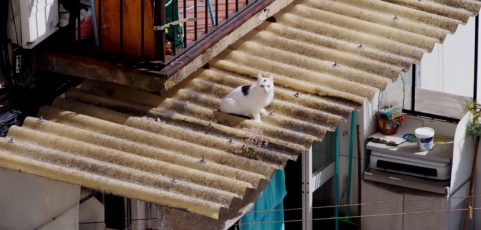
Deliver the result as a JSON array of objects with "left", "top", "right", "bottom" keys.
[
  {"left": 257, "top": 73, "right": 263, "bottom": 82},
  {"left": 269, "top": 74, "right": 274, "bottom": 81}
]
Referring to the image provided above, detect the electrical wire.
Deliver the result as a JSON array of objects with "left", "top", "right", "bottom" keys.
[
  {"left": 77, "top": 193, "right": 481, "bottom": 225},
  {"left": 77, "top": 206, "right": 481, "bottom": 226},
  {"left": 242, "top": 193, "right": 481, "bottom": 214},
  {"left": 236, "top": 207, "right": 481, "bottom": 226}
]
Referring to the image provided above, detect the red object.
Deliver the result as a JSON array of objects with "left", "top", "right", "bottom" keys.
[
  {"left": 76, "top": 9, "right": 93, "bottom": 41},
  {"left": 377, "top": 115, "right": 398, "bottom": 135}
]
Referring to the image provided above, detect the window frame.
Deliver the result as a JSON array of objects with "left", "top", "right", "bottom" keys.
[{"left": 402, "top": 15, "right": 479, "bottom": 124}]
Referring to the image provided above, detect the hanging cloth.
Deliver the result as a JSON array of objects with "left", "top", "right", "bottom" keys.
[{"left": 240, "top": 169, "right": 287, "bottom": 230}]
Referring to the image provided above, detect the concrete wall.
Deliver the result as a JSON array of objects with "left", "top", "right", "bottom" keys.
[
  {"left": 0, "top": 168, "right": 80, "bottom": 230},
  {"left": 79, "top": 189, "right": 105, "bottom": 230}
]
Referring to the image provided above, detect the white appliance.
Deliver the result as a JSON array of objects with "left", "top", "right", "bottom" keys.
[
  {"left": 369, "top": 144, "right": 452, "bottom": 180},
  {"left": 8, "top": 0, "right": 59, "bottom": 48}
]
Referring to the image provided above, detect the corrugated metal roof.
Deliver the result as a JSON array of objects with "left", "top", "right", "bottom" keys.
[{"left": 0, "top": 0, "right": 479, "bottom": 223}]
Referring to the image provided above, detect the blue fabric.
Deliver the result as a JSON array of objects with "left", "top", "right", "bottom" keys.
[{"left": 240, "top": 169, "right": 287, "bottom": 230}]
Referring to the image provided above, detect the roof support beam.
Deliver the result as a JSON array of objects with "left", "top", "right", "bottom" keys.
[{"left": 38, "top": 53, "right": 167, "bottom": 93}]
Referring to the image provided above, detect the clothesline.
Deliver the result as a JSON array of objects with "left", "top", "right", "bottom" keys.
[
  {"left": 76, "top": 193, "right": 481, "bottom": 225},
  {"left": 77, "top": 206, "right": 481, "bottom": 226},
  {"left": 237, "top": 207, "right": 481, "bottom": 226},
  {"left": 242, "top": 193, "right": 481, "bottom": 214}
]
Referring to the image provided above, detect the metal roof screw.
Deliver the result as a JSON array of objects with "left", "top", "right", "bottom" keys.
[
  {"left": 294, "top": 92, "right": 300, "bottom": 98},
  {"left": 199, "top": 156, "right": 206, "bottom": 164},
  {"left": 332, "top": 62, "right": 338, "bottom": 67},
  {"left": 228, "top": 137, "right": 234, "bottom": 145},
  {"left": 171, "top": 177, "right": 177, "bottom": 184},
  {"left": 393, "top": 15, "right": 398, "bottom": 21},
  {"left": 7, "top": 137, "right": 14, "bottom": 144},
  {"left": 357, "top": 43, "right": 363, "bottom": 49},
  {"left": 37, "top": 116, "right": 44, "bottom": 123}
]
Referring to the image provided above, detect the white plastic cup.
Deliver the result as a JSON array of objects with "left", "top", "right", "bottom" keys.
[{"left": 415, "top": 127, "right": 435, "bottom": 151}]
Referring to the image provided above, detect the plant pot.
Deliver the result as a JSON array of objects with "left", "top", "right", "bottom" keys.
[{"left": 377, "top": 115, "right": 398, "bottom": 135}]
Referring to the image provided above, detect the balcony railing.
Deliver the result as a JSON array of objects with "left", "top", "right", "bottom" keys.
[{"left": 73, "top": 0, "right": 272, "bottom": 76}]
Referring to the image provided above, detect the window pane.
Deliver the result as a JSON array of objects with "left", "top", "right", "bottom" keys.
[
  {"left": 414, "top": 88, "right": 466, "bottom": 119},
  {"left": 381, "top": 67, "right": 412, "bottom": 111}
]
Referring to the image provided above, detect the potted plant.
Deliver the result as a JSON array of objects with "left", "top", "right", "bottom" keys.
[{"left": 463, "top": 99, "right": 481, "bottom": 230}]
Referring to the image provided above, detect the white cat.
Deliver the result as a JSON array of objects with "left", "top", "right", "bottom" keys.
[{"left": 220, "top": 73, "right": 274, "bottom": 122}]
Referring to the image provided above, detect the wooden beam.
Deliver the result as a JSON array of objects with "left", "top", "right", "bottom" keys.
[
  {"left": 38, "top": 53, "right": 167, "bottom": 92},
  {"left": 159, "top": 0, "right": 295, "bottom": 90}
]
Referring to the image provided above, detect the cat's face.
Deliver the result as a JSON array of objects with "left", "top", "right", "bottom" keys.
[{"left": 257, "top": 74, "right": 274, "bottom": 94}]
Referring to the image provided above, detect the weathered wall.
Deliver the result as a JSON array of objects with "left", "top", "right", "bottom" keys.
[{"left": 0, "top": 168, "right": 80, "bottom": 230}]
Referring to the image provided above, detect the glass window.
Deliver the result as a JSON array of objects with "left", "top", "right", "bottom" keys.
[{"left": 398, "top": 16, "right": 479, "bottom": 121}]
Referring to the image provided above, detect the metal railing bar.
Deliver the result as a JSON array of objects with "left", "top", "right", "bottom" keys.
[
  {"left": 153, "top": 0, "right": 166, "bottom": 61},
  {"left": 205, "top": 0, "right": 209, "bottom": 33},
  {"left": 119, "top": 0, "right": 124, "bottom": 56},
  {"left": 194, "top": 0, "right": 198, "bottom": 41},
  {"left": 225, "top": 0, "right": 229, "bottom": 19},
  {"left": 98, "top": 0, "right": 102, "bottom": 48},
  {"left": 215, "top": 0, "right": 219, "bottom": 25},
  {"left": 77, "top": 0, "right": 81, "bottom": 41},
  {"left": 141, "top": 0, "right": 145, "bottom": 57},
  {"left": 171, "top": 0, "right": 176, "bottom": 55},
  {"left": 183, "top": 0, "right": 187, "bottom": 48}
]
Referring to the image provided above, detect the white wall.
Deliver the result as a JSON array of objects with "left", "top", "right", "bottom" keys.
[
  {"left": 337, "top": 91, "right": 379, "bottom": 215},
  {"left": 419, "top": 17, "right": 476, "bottom": 98},
  {"left": 416, "top": 15, "right": 481, "bottom": 228}
]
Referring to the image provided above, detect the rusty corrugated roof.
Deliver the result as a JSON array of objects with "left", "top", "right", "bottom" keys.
[{"left": 0, "top": 0, "right": 479, "bottom": 223}]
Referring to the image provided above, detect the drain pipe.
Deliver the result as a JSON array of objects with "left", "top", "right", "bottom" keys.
[
  {"left": 345, "top": 111, "right": 356, "bottom": 216},
  {"left": 334, "top": 127, "right": 339, "bottom": 230}
]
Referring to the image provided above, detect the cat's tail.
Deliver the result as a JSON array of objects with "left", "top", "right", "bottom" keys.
[{"left": 219, "top": 97, "right": 244, "bottom": 115}]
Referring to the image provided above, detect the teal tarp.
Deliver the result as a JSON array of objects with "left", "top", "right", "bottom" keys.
[{"left": 240, "top": 170, "right": 287, "bottom": 230}]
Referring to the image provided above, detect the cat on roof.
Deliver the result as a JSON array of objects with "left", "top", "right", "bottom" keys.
[{"left": 220, "top": 73, "right": 274, "bottom": 122}]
